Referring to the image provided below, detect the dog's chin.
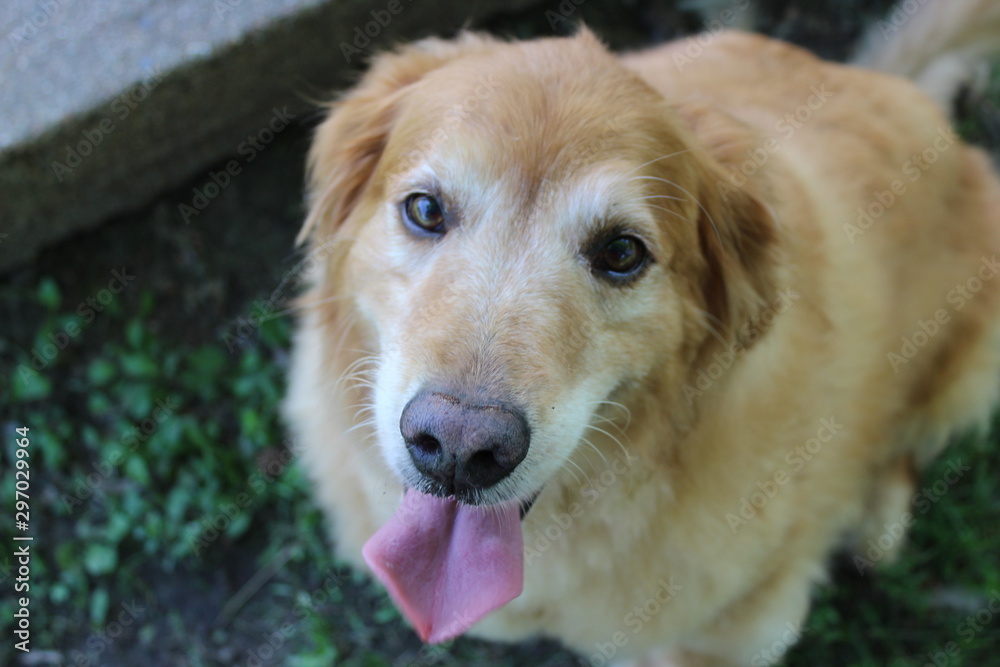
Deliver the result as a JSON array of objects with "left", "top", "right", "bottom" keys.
[{"left": 405, "top": 477, "right": 543, "bottom": 520}]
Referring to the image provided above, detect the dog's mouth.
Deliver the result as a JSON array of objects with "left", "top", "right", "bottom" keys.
[
  {"left": 361, "top": 485, "right": 542, "bottom": 644},
  {"left": 518, "top": 491, "right": 540, "bottom": 519},
  {"left": 411, "top": 478, "right": 541, "bottom": 519}
]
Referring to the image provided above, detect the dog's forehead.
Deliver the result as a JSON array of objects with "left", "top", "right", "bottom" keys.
[
  {"left": 414, "top": 59, "right": 644, "bottom": 160},
  {"left": 388, "top": 48, "right": 676, "bottom": 223}
]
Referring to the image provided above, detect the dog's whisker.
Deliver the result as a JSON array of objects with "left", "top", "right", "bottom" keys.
[
  {"left": 346, "top": 418, "right": 378, "bottom": 435},
  {"left": 564, "top": 456, "right": 594, "bottom": 489},
  {"left": 339, "top": 372, "right": 376, "bottom": 386},
  {"left": 623, "top": 147, "right": 703, "bottom": 176},
  {"left": 559, "top": 460, "right": 583, "bottom": 486},
  {"left": 335, "top": 362, "right": 379, "bottom": 393},
  {"left": 337, "top": 368, "right": 373, "bottom": 383},
  {"left": 348, "top": 403, "right": 377, "bottom": 419},
  {"left": 337, "top": 365, "right": 376, "bottom": 380},
  {"left": 695, "top": 307, "right": 730, "bottom": 347},
  {"left": 283, "top": 290, "right": 353, "bottom": 314},
  {"left": 633, "top": 194, "right": 686, "bottom": 202},
  {"left": 345, "top": 382, "right": 377, "bottom": 393},
  {"left": 329, "top": 310, "right": 363, "bottom": 365},
  {"left": 337, "top": 354, "right": 380, "bottom": 377},
  {"left": 584, "top": 424, "right": 631, "bottom": 462},
  {"left": 643, "top": 203, "right": 695, "bottom": 224},
  {"left": 578, "top": 434, "right": 610, "bottom": 467},
  {"left": 273, "top": 291, "right": 353, "bottom": 319},
  {"left": 594, "top": 401, "right": 632, "bottom": 434},
  {"left": 341, "top": 353, "right": 380, "bottom": 373},
  {"left": 574, "top": 438, "right": 607, "bottom": 477},
  {"left": 590, "top": 400, "right": 633, "bottom": 427},
  {"left": 337, "top": 370, "right": 378, "bottom": 391},
  {"left": 590, "top": 412, "right": 629, "bottom": 437},
  {"left": 570, "top": 457, "right": 594, "bottom": 488},
  {"left": 314, "top": 348, "right": 380, "bottom": 388},
  {"left": 347, "top": 412, "right": 377, "bottom": 427},
  {"left": 348, "top": 405, "right": 378, "bottom": 428},
  {"left": 628, "top": 175, "right": 722, "bottom": 244}
]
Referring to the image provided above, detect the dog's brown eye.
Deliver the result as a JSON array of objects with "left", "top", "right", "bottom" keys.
[
  {"left": 593, "top": 235, "right": 647, "bottom": 279},
  {"left": 403, "top": 193, "right": 445, "bottom": 233}
]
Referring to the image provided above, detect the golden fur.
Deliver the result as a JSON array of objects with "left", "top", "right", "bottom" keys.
[{"left": 284, "top": 16, "right": 1000, "bottom": 666}]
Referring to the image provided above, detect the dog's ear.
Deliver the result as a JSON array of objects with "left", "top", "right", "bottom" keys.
[
  {"left": 675, "top": 102, "right": 784, "bottom": 343},
  {"left": 297, "top": 34, "right": 497, "bottom": 245},
  {"left": 697, "top": 173, "right": 781, "bottom": 340}
]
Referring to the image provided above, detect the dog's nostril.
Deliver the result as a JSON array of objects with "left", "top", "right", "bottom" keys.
[
  {"left": 412, "top": 434, "right": 441, "bottom": 456},
  {"left": 467, "top": 449, "right": 499, "bottom": 473}
]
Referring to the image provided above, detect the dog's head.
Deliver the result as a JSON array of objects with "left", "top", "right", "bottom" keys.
[{"left": 298, "top": 28, "right": 781, "bottom": 641}]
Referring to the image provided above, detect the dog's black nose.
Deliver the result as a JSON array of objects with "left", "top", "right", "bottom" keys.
[{"left": 400, "top": 391, "right": 530, "bottom": 494}]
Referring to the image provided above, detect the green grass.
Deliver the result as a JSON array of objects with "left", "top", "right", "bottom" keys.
[{"left": 1, "top": 279, "right": 325, "bottom": 663}]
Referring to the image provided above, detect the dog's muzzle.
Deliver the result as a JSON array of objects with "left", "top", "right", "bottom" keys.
[{"left": 400, "top": 390, "right": 530, "bottom": 499}]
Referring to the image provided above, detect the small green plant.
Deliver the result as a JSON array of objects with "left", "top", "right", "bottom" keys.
[{"left": 0, "top": 278, "right": 329, "bottom": 663}]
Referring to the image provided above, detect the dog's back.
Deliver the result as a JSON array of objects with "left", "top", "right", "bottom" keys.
[{"left": 622, "top": 8, "right": 1000, "bottom": 467}]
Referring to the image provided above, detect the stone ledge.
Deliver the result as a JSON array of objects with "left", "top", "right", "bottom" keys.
[{"left": 0, "top": 0, "right": 540, "bottom": 273}]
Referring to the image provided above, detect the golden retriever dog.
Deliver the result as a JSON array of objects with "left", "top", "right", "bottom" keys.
[{"left": 284, "top": 1, "right": 1000, "bottom": 664}]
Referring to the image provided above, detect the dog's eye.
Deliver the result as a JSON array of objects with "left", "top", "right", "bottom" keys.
[
  {"left": 403, "top": 193, "right": 445, "bottom": 234},
  {"left": 592, "top": 235, "right": 647, "bottom": 281}
]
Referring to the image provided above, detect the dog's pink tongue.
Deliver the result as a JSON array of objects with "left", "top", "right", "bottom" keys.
[{"left": 362, "top": 490, "right": 523, "bottom": 643}]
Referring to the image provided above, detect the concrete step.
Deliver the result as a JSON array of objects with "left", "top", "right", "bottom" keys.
[{"left": 0, "top": 0, "right": 540, "bottom": 273}]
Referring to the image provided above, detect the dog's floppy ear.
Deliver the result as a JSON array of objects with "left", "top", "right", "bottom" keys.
[
  {"left": 297, "top": 34, "right": 497, "bottom": 245},
  {"left": 697, "top": 174, "right": 781, "bottom": 339},
  {"left": 675, "top": 102, "right": 784, "bottom": 343}
]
